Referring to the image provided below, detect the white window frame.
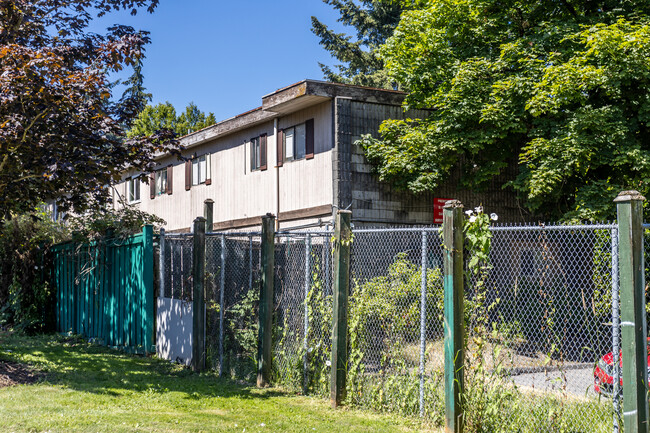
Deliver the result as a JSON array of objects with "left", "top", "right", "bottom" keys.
[
  {"left": 192, "top": 154, "right": 210, "bottom": 185},
  {"left": 250, "top": 137, "right": 261, "bottom": 171},
  {"left": 283, "top": 122, "right": 306, "bottom": 162},
  {"left": 127, "top": 177, "right": 140, "bottom": 204},
  {"left": 155, "top": 169, "right": 167, "bottom": 196}
]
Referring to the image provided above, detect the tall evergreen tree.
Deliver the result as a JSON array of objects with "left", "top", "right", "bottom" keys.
[{"left": 311, "top": 0, "right": 405, "bottom": 88}]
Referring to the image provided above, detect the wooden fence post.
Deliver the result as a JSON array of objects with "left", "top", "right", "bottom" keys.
[
  {"left": 615, "top": 190, "right": 648, "bottom": 433},
  {"left": 330, "top": 210, "right": 352, "bottom": 408},
  {"left": 443, "top": 200, "right": 464, "bottom": 433},
  {"left": 257, "top": 213, "right": 275, "bottom": 387},
  {"left": 142, "top": 224, "right": 154, "bottom": 354},
  {"left": 192, "top": 217, "right": 206, "bottom": 372}
]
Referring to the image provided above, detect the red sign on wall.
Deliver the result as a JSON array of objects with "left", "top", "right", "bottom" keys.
[{"left": 433, "top": 198, "right": 454, "bottom": 224}]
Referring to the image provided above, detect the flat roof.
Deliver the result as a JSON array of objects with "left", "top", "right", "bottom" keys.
[{"left": 179, "top": 80, "right": 406, "bottom": 151}]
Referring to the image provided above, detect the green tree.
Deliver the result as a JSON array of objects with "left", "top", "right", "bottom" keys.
[
  {"left": 128, "top": 102, "right": 216, "bottom": 138},
  {"left": 127, "top": 102, "right": 178, "bottom": 138},
  {"left": 361, "top": 0, "right": 650, "bottom": 220},
  {"left": 176, "top": 102, "right": 216, "bottom": 135},
  {"left": 0, "top": 0, "right": 179, "bottom": 218},
  {"left": 311, "top": 0, "right": 406, "bottom": 88}
]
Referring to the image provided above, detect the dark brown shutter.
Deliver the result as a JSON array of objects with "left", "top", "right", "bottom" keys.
[
  {"left": 276, "top": 129, "right": 284, "bottom": 167},
  {"left": 185, "top": 160, "right": 191, "bottom": 190},
  {"left": 305, "top": 118, "right": 314, "bottom": 160},
  {"left": 149, "top": 173, "right": 155, "bottom": 199},
  {"left": 166, "top": 165, "right": 173, "bottom": 195},
  {"left": 260, "top": 133, "right": 267, "bottom": 171}
]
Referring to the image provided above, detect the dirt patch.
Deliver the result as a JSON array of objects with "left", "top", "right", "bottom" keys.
[{"left": 0, "top": 360, "right": 43, "bottom": 388}]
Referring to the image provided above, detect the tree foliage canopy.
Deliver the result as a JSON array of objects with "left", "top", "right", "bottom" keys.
[
  {"left": 0, "top": 0, "right": 178, "bottom": 218},
  {"left": 311, "top": 0, "right": 406, "bottom": 88},
  {"left": 127, "top": 102, "right": 216, "bottom": 138},
  {"left": 361, "top": 0, "right": 650, "bottom": 220}
]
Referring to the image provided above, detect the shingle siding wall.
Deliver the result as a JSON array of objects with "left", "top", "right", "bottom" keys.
[{"left": 342, "top": 100, "right": 531, "bottom": 225}]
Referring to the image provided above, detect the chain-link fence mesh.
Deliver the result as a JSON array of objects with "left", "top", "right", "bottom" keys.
[
  {"left": 348, "top": 228, "right": 445, "bottom": 419},
  {"left": 273, "top": 232, "right": 333, "bottom": 396},
  {"left": 204, "top": 233, "right": 261, "bottom": 381},
  {"left": 158, "top": 222, "right": 627, "bottom": 432},
  {"left": 161, "top": 234, "right": 193, "bottom": 301},
  {"left": 461, "top": 224, "right": 618, "bottom": 432}
]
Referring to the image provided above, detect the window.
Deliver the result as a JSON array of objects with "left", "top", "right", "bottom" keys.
[
  {"left": 127, "top": 177, "right": 140, "bottom": 203},
  {"left": 284, "top": 123, "right": 306, "bottom": 161},
  {"left": 249, "top": 134, "right": 267, "bottom": 171},
  {"left": 250, "top": 137, "right": 260, "bottom": 171},
  {"left": 155, "top": 170, "right": 167, "bottom": 195},
  {"left": 150, "top": 166, "right": 173, "bottom": 198},
  {"left": 192, "top": 155, "right": 207, "bottom": 185},
  {"left": 184, "top": 155, "right": 211, "bottom": 190},
  {"left": 278, "top": 119, "right": 314, "bottom": 166}
]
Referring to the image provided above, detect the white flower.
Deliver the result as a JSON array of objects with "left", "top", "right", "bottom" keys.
[
  {"left": 474, "top": 206, "right": 483, "bottom": 214},
  {"left": 490, "top": 213, "right": 498, "bottom": 221},
  {"left": 260, "top": 423, "right": 266, "bottom": 427},
  {"left": 465, "top": 210, "right": 473, "bottom": 216},
  {"left": 469, "top": 216, "right": 477, "bottom": 223},
  {"left": 326, "top": 360, "right": 332, "bottom": 367}
]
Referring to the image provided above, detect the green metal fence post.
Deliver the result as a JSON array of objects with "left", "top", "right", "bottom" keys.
[
  {"left": 615, "top": 190, "right": 649, "bottom": 433},
  {"left": 257, "top": 213, "right": 275, "bottom": 387},
  {"left": 192, "top": 217, "right": 206, "bottom": 373},
  {"left": 443, "top": 200, "right": 464, "bottom": 433},
  {"left": 142, "top": 224, "right": 154, "bottom": 354},
  {"left": 330, "top": 210, "right": 352, "bottom": 408}
]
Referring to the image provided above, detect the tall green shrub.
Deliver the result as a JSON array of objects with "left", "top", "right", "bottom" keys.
[{"left": 0, "top": 210, "right": 66, "bottom": 333}]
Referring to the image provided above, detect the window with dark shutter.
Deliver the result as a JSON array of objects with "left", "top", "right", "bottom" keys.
[{"left": 282, "top": 119, "right": 314, "bottom": 162}]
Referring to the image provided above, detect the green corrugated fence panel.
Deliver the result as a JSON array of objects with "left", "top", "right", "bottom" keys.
[{"left": 51, "top": 227, "right": 154, "bottom": 352}]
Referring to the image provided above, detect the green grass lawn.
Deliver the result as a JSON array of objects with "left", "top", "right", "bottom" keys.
[{"left": 0, "top": 332, "right": 433, "bottom": 433}]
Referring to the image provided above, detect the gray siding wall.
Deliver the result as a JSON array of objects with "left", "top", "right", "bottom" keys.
[{"left": 341, "top": 100, "right": 528, "bottom": 225}]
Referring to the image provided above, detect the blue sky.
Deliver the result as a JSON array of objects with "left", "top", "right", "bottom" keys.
[{"left": 92, "top": 1, "right": 345, "bottom": 121}]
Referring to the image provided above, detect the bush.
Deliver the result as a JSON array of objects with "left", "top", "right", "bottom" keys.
[{"left": 0, "top": 210, "right": 67, "bottom": 333}]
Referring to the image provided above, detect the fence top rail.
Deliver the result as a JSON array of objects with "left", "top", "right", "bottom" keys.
[
  {"left": 207, "top": 231, "right": 262, "bottom": 237},
  {"left": 351, "top": 223, "right": 618, "bottom": 234},
  {"left": 490, "top": 223, "right": 618, "bottom": 232},
  {"left": 353, "top": 226, "right": 440, "bottom": 234},
  {"left": 276, "top": 231, "right": 333, "bottom": 237}
]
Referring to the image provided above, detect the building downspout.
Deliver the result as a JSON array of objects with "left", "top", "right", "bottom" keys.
[{"left": 274, "top": 118, "right": 280, "bottom": 231}]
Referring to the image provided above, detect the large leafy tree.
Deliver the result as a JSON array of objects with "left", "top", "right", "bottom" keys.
[
  {"left": 0, "top": 0, "right": 178, "bottom": 218},
  {"left": 311, "top": 0, "right": 406, "bottom": 88},
  {"left": 127, "top": 101, "right": 216, "bottom": 138},
  {"left": 176, "top": 102, "right": 216, "bottom": 136},
  {"left": 361, "top": 0, "right": 650, "bottom": 220},
  {"left": 126, "top": 102, "right": 177, "bottom": 138}
]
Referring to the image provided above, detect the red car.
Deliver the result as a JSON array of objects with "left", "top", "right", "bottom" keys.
[{"left": 594, "top": 342, "right": 650, "bottom": 395}]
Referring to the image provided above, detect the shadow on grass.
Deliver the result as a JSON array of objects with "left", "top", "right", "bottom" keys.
[{"left": 0, "top": 332, "right": 288, "bottom": 402}]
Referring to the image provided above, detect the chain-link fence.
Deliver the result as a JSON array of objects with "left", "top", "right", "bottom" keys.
[
  {"left": 160, "top": 234, "right": 193, "bottom": 301},
  {"left": 204, "top": 233, "right": 261, "bottom": 380},
  {"left": 273, "top": 231, "right": 333, "bottom": 396},
  {"left": 464, "top": 224, "right": 618, "bottom": 433},
  {"left": 348, "top": 228, "right": 445, "bottom": 419},
  {"left": 157, "top": 221, "right": 629, "bottom": 432}
]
